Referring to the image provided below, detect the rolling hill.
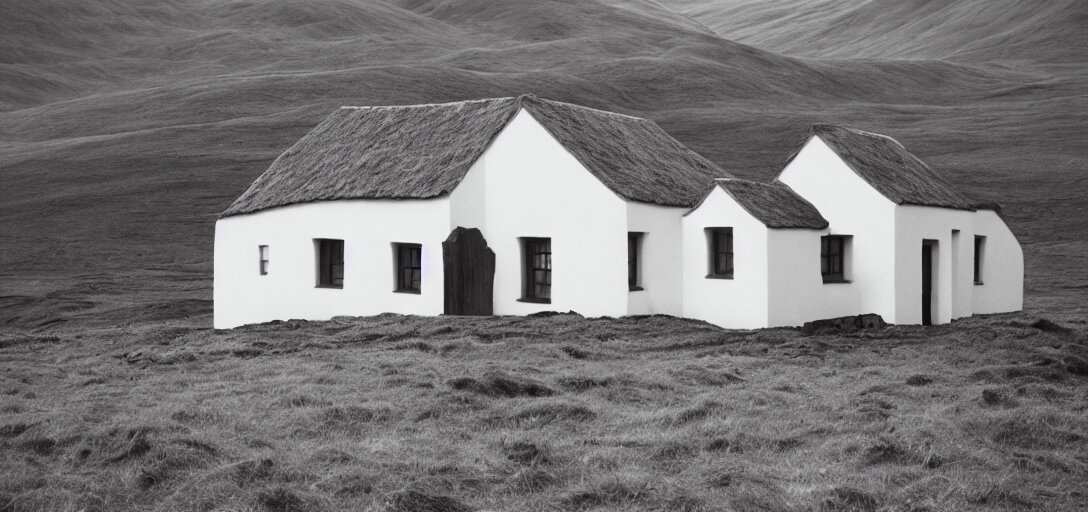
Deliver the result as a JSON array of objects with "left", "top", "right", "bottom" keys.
[
  {"left": 1, "top": 0, "right": 1086, "bottom": 327},
  {"left": 655, "top": 0, "right": 1088, "bottom": 64}
]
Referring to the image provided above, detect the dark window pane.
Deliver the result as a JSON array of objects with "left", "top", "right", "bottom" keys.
[
  {"left": 707, "top": 228, "right": 733, "bottom": 277},
  {"left": 523, "top": 238, "right": 552, "bottom": 300},
  {"left": 821, "top": 235, "right": 846, "bottom": 282},
  {"left": 394, "top": 243, "right": 422, "bottom": 292},
  {"left": 317, "top": 239, "right": 344, "bottom": 287}
]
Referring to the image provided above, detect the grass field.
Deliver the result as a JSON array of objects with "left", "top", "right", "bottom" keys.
[
  {"left": 2, "top": 310, "right": 1087, "bottom": 511},
  {"left": 3, "top": 0, "right": 1088, "bottom": 510}
]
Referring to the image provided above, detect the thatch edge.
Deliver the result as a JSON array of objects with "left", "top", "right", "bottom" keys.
[
  {"left": 720, "top": 179, "right": 829, "bottom": 230},
  {"left": 219, "top": 98, "right": 525, "bottom": 218}
]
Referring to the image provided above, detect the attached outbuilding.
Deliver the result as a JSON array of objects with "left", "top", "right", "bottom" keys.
[{"left": 214, "top": 95, "right": 1023, "bottom": 329}]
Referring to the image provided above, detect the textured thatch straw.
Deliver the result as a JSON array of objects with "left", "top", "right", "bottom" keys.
[
  {"left": 778, "top": 124, "right": 978, "bottom": 211},
  {"left": 518, "top": 95, "right": 727, "bottom": 207},
  {"left": 221, "top": 94, "right": 729, "bottom": 217},
  {"left": 698, "top": 178, "right": 828, "bottom": 229}
]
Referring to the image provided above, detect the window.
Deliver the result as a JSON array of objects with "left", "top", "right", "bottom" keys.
[
  {"left": 974, "top": 235, "right": 986, "bottom": 285},
  {"left": 705, "top": 228, "right": 733, "bottom": 278},
  {"left": 316, "top": 238, "right": 344, "bottom": 288},
  {"left": 520, "top": 237, "right": 551, "bottom": 303},
  {"left": 821, "top": 235, "right": 848, "bottom": 283},
  {"left": 628, "top": 232, "right": 644, "bottom": 291},
  {"left": 258, "top": 245, "right": 269, "bottom": 275},
  {"left": 394, "top": 243, "right": 422, "bottom": 293}
]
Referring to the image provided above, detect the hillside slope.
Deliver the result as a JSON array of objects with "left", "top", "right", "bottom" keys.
[
  {"left": 656, "top": 0, "right": 1088, "bottom": 64},
  {"left": 1, "top": 0, "right": 1086, "bottom": 324}
]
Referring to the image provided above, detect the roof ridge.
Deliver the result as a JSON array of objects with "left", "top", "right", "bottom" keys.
[
  {"left": 520, "top": 94, "right": 648, "bottom": 121},
  {"left": 813, "top": 123, "right": 908, "bottom": 150},
  {"left": 711, "top": 177, "right": 828, "bottom": 229},
  {"left": 340, "top": 97, "right": 515, "bottom": 110}
]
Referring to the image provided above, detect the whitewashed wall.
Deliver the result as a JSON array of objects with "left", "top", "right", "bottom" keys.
[
  {"left": 894, "top": 205, "right": 975, "bottom": 324},
  {"left": 777, "top": 137, "right": 899, "bottom": 322},
  {"left": 449, "top": 108, "right": 630, "bottom": 317},
  {"left": 765, "top": 229, "right": 825, "bottom": 326},
  {"left": 971, "top": 209, "right": 1023, "bottom": 314},
  {"left": 682, "top": 187, "right": 769, "bottom": 328},
  {"left": 627, "top": 202, "right": 686, "bottom": 316},
  {"left": 213, "top": 199, "right": 450, "bottom": 329}
]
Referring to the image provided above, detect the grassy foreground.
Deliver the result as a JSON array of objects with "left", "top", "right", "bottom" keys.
[{"left": 1, "top": 311, "right": 1086, "bottom": 512}]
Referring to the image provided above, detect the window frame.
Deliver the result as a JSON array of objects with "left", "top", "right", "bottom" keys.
[
  {"left": 973, "top": 235, "right": 986, "bottom": 285},
  {"left": 393, "top": 242, "right": 422, "bottom": 294},
  {"left": 705, "top": 227, "right": 734, "bottom": 279},
  {"left": 315, "top": 238, "right": 344, "bottom": 289},
  {"left": 628, "top": 232, "right": 644, "bottom": 291},
  {"left": 519, "top": 237, "right": 551, "bottom": 303},
  {"left": 821, "top": 235, "right": 850, "bottom": 283},
  {"left": 258, "top": 245, "right": 269, "bottom": 276}
]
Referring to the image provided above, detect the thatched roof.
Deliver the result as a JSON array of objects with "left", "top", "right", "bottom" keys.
[
  {"left": 777, "top": 124, "right": 978, "bottom": 211},
  {"left": 690, "top": 178, "right": 828, "bottom": 229},
  {"left": 221, "top": 95, "right": 730, "bottom": 217}
]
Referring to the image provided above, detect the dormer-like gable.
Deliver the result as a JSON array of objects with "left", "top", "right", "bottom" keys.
[
  {"left": 775, "top": 124, "right": 979, "bottom": 211},
  {"left": 687, "top": 178, "right": 828, "bottom": 229}
]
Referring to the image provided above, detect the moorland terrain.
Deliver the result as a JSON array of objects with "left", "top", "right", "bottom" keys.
[{"left": 1, "top": 0, "right": 1087, "bottom": 510}]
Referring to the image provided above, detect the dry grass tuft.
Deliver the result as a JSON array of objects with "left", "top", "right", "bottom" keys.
[
  {"left": 313, "top": 471, "right": 377, "bottom": 497},
  {"left": 505, "top": 399, "right": 596, "bottom": 427},
  {"left": 308, "top": 447, "right": 355, "bottom": 464},
  {"left": 859, "top": 437, "right": 942, "bottom": 469},
  {"left": 501, "top": 439, "right": 551, "bottom": 466},
  {"left": 274, "top": 393, "right": 334, "bottom": 409},
  {"left": 649, "top": 440, "right": 697, "bottom": 461},
  {"left": 818, "top": 486, "right": 881, "bottom": 512},
  {"left": 981, "top": 387, "right": 1019, "bottom": 408},
  {"left": 506, "top": 467, "right": 559, "bottom": 493},
  {"left": 380, "top": 488, "right": 472, "bottom": 512},
  {"left": 988, "top": 414, "right": 1083, "bottom": 449},
  {"left": 560, "top": 344, "right": 589, "bottom": 359},
  {"left": 254, "top": 486, "right": 325, "bottom": 512},
  {"left": 0, "top": 422, "right": 32, "bottom": 438},
  {"left": 559, "top": 475, "right": 652, "bottom": 510},
  {"left": 905, "top": 374, "right": 933, "bottom": 386},
  {"left": 670, "top": 399, "right": 723, "bottom": 425},
  {"left": 447, "top": 370, "right": 555, "bottom": 398},
  {"left": 314, "top": 405, "right": 393, "bottom": 430},
  {"left": 1029, "top": 318, "right": 1072, "bottom": 335},
  {"left": 555, "top": 374, "right": 615, "bottom": 392},
  {"left": 668, "top": 365, "right": 745, "bottom": 386}
]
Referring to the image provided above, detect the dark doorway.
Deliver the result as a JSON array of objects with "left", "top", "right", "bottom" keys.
[
  {"left": 443, "top": 227, "right": 495, "bottom": 315},
  {"left": 921, "top": 240, "right": 936, "bottom": 325}
]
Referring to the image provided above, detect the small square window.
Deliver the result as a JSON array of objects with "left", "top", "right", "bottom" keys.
[
  {"left": 394, "top": 243, "right": 422, "bottom": 293},
  {"left": 258, "top": 245, "right": 269, "bottom": 275},
  {"left": 316, "top": 238, "right": 344, "bottom": 288},
  {"left": 705, "top": 228, "right": 733, "bottom": 279}
]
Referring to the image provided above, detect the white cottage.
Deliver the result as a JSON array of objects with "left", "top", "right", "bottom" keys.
[{"left": 214, "top": 95, "right": 1022, "bottom": 329}]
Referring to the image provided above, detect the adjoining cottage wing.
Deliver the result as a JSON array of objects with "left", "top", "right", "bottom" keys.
[
  {"left": 220, "top": 94, "right": 730, "bottom": 217},
  {"left": 775, "top": 124, "right": 984, "bottom": 211},
  {"left": 714, "top": 178, "right": 828, "bottom": 229}
]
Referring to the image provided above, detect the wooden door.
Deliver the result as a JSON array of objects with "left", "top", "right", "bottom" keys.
[
  {"left": 921, "top": 241, "right": 934, "bottom": 326},
  {"left": 443, "top": 227, "right": 495, "bottom": 315}
]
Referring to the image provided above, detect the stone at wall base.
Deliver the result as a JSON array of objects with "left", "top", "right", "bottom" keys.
[{"left": 802, "top": 313, "right": 887, "bottom": 335}]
